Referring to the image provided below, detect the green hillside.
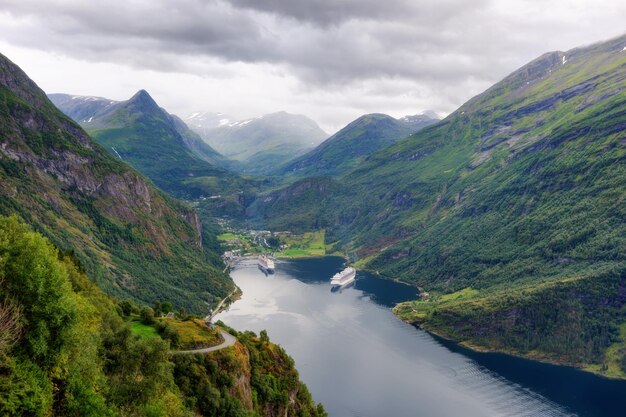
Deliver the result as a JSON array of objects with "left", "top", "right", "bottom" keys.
[
  {"left": 246, "top": 177, "right": 340, "bottom": 232},
  {"left": 251, "top": 35, "right": 626, "bottom": 374},
  {"left": 0, "top": 52, "right": 233, "bottom": 314},
  {"left": 52, "top": 90, "right": 250, "bottom": 200},
  {"left": 0, "top": 215, "right": 326, "bottom": 417},
  {"left": 279, "top": 113, "right": 438, "bottom": 177}
]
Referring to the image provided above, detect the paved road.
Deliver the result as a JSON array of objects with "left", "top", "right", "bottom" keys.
[
  {"left": 171, "top": 329, "right": 237, "bottom": 355},
  {"left": 206, "top": 288, "right": 238, "bottom": 322}
]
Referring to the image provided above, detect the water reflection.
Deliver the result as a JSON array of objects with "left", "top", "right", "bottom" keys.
[{"left": 217, "top": 256, "right": 626, "bottom": 417}]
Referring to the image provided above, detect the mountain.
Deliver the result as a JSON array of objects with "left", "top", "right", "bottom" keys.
[
  {"left": 252, "top": 35, "right": 626, "bottom": 376},
  {"left": 47, "top": 93, "right": 118, "bottom": 122},
  {"left": 279, "top": 112, "right": 439, "bottom": 177},
  {"left": 185, "top": 110, "right": 234, "bottom": 133},
  {"left": 0, "top": 52, "right": 234, "bottom": 313},
  {"left": 0, "top": 215, "right": 326, "bottom": 416},
  {"left": 193, "top": 111, "right": 328, "bottom": 175},
  {"left": 246, "top": 177, "right": 340, "bottom": 232},
  {"left": 50, "top": 91, "right": 248, "bottom": 199}
]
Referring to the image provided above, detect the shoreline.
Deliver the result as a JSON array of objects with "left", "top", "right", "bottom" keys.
[
  {"left": 396, "top": 314, "right": 626, "bottom": 382},
  {"left": 223, "top": 253, "right": 624, "bottom": 381}
]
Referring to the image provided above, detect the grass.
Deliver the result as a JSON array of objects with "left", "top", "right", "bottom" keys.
[
  {"left": 129, "top": 317, "right": 223, "bottom": 350},
  {"left": 217, "top": 232, "right": 238, "bottom": 241},
  {"left": 130, "top": 319, "right": 161, "bottom": 340},
  {"left": 163, "top": 318, "right": 222, "bottom": 350},
  {"left": 276, "top": 230, "right": 326, "bottom": 258},
  {"left": 439, "top": 287, "right": 479, "bottom": 302},
  {"left": 394, "top": 287, "right": 480, "bottom": 320}
]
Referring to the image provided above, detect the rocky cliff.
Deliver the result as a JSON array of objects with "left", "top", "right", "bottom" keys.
[{"left": 0, "top": 52, "right": 233, "bottom": 313}]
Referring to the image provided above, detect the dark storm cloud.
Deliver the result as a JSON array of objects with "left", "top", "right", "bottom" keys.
[
  {"left": 1, "top": 0, "right": 274, "bottom": 61},
  {"left": 226, "top": 0, "right": 414, "bottom": 25},
  {"left": 0, "top": 0, "right": 502, "bottom": 84},
  {"left": 1, "top": 0, "right": 625, "bottom": 118},
  {"left": 226, "top": 0, "right": 488, "bottom": 27}
]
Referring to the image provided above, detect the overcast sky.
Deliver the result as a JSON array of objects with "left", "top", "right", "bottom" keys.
[{"left": 0, "top": 0, "right": 624, "bottom": 133}]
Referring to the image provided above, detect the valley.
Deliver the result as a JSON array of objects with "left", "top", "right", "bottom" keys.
[
  {"left": 235, "top": 35, "right": 626, "bottom": 380},
  {"left": 0, "top": 53, "right": 326, "bottom": 417},
  {"left": 1, "top": 7, "right": 626, "bottom": 415},
  {"left": 218, "top": 227, "right": 328, "bottom": 259},
  {"left": 38, "top": 33, "right": 626, "bottom": 382}
]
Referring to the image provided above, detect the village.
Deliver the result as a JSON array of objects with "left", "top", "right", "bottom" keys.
[{"left": 216, "top": 221, "right": 328, "bottom": 267}]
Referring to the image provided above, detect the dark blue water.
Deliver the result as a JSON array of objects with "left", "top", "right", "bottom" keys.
[{"left": 218, "top": 256, "right": 626, "bottom": 417}]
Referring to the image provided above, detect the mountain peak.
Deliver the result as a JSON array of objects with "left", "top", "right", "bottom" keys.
[
  {"left": 132, "top": 88, "right": 151, "bottom": 98},
  {"left": 349, "top": 113, "right": 395, "bottom": 127},
  {"left": 421, "top": 110, "right": 441, "bottom": 119},
  {"left": 127, "top": 89, "right": 160, "bottom": 112},
  {"left": 0, "top": 52, "right": 50, "bottom": 110},
  {"left": 279, "top": 111, "right": 437, "bottom": 177}
]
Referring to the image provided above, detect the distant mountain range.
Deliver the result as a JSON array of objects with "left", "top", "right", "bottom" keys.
[
  {"left": 187, "top": 111, "right": 328, "bottom": 175},
  {"left": 49, "top": 91, "right": 248, "bottom": 199},
  {"left": 184, "top": 111, "right": 234, "bottom": 132},
  {"left": 0, "top": 53, "right": 234, "bottom": 313},
  {"left": 279, "top": 112, "right": 439, "bottom": 177},
  {"left": 46, "top": 93, "right": 118, "bottom": 122}
]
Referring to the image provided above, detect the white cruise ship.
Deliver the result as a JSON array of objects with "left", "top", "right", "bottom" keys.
[
  {"left": 257, "top": 255, "right": 275, "bottom": 273},
  {"left": 330, "top": 267, "right": 356, "bottom": 287}
]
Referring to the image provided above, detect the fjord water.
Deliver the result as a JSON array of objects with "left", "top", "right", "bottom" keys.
[{"left": 216, "top": 257, "right": 626, "bottom": 417}]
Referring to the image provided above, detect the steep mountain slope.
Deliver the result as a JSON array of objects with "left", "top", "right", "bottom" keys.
[
  {"left": 279, "top": 112, "right": 438, "bottom": 177},
  {"left": 50, "top": 91, "right": 246, "bottom": 199},
  {"left": 253, "top": 35, "right": 626, "bottom": 374},
  {"left": 195, "top": 111, "right": 328, "bottom": 174},
  {"left": 246, "top": 177, "right": 340, "bottom": 232},
  {"left": 0, "top": 52, "right": 234, "bottom": 313},
  {"left": 0, "top": 216, "right": 326, "bottom": 417}
]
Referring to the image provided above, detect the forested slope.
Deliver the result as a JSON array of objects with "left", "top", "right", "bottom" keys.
[
  {"left": 0, "top": 216, "right": 326, "bottom": 416},
  {"left": 0, "top": 52, "right": 233, "bottom": 314}
]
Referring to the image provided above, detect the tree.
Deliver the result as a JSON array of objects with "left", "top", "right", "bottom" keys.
[
  {"left": 0, "top": 216, "right": 77, "bottom": 367},
  {"left": 140, "top": 307, "right": 155, "bottom": 325},
  {"left": 153, "top": 302, "right": 162, "bottom": 317},
  {"left": 177, "top": 308, "right": 189, "bottom": 321},
  {"left": 161, "top": 302, "right": 174, "bottom": 315},
  {"left": 0, "top": 297, "right": 22, "bottom": 356},
  {"left": 162, "top": 325, "right": 180, "bottom": 348},
  {"left": 119, "top": 300, "right": 134, "bottom": 317}
]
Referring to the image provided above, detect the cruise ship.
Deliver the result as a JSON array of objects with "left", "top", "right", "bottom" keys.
[
  {"left": 257, "top": 255, "right": 275, "bottom": 273},
  {"left": 330, "top": 267, "right": 356, "bottom": 288}
]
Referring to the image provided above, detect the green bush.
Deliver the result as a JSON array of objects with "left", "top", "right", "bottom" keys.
[{"left": 141, "top": 307, "right": 156, "bottom": 325}]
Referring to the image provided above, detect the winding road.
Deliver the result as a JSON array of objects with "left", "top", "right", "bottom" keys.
[
  {"left": 171, "top": 281, "right": 240, "bottom": 355},
  {"left": 171, "top": 329, "right": 237, "bottom": 355},
  {"left": 206, "top": 288, "right": 239, "bottom": 322}
]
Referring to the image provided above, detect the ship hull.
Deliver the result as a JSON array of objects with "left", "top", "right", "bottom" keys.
[
  {"left": 330, "top": 268, "right": 356, "bottom": 287},
  {"left": 257, "top": 256, "right": 275, "bottom": 274},
  {"left": 331, "top": 276, "right": 355, "bottom": 290}
]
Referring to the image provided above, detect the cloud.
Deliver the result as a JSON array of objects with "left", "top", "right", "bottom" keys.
[
  {"left": 0, "top": 0, "right": 625, "bottom": 130},
  {"left": 227, "top": 0, "right": 415, "bottom": 26}
]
